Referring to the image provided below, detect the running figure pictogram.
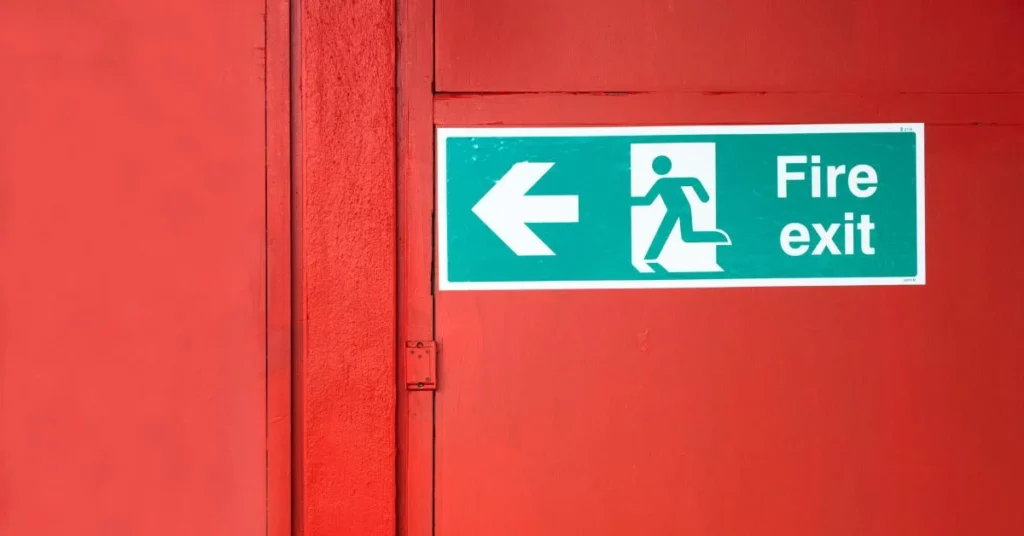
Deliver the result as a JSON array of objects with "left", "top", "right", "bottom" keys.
[{"left": 631, "top": 155, "right": 731, "bottom": 261}]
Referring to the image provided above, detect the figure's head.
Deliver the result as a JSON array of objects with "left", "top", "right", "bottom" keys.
[{"left": 652, "top": 155, "right": 672, "bottom": 175}]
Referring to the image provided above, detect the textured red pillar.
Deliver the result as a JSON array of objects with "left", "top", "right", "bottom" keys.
[{"left": 295, "top": 0, "right": 397, "bottom": 534}]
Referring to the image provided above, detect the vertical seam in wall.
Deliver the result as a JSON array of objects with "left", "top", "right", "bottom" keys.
[
  {"left": 393, "top": 0, "right": 401, "bottom": 530},
  {"left": 431, "top": 2, "right": 438, "bottom": 534},
  {"left": 289, "top": 0, "right": 304, "bottom": 534},
  {"left": 263, "top": 2, "right": 271, "bottom": 533},
  {"left": 429, "top": 2, "right": 438, "bottom": 535}
]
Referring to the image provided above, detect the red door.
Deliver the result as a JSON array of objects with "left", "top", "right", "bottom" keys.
[
  {"left": 1, "top": 2, "right": 272, "bottom": 534},
  {"left": 402, "top": 0, "right": 1024, "bottom": 535}
]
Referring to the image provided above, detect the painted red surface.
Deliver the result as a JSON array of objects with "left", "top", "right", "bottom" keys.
[
  {"left": 425, "top": 1, "right": 1024, "bottom": 535},
  {"left": 436, "top": 0, "right": 1024, "bottom": 92},
  {"left": 296, "top": 0, "right": 397, "bottom": 535},
  {"left": 0, "top": 1, "right": 268, "bottom": 535},
  {"left": 433, "top": 99, "right": 1024, "bottom": 535},
  {"left": 266, "top": 0, "right": 293, "bottom": 535},
  {"left": 397, "top": 0, "right": 436, "bottom": 534}
]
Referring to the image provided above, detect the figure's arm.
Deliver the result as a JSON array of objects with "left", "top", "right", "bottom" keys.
[{"left": 630, "top": 188, "right": 661, "bottom": 206}]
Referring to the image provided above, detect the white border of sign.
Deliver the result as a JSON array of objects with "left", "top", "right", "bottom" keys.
[{"left": 436, "top": 123, "right": 925, "bottom": 291}]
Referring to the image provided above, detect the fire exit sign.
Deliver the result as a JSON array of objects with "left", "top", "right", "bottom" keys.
[{"left": 437, "top": 124, "right": 924, "bottom": 291}]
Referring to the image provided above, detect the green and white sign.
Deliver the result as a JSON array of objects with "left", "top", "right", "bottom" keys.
[{"left": 437, "top": 124, "right": 924, "bottom": 290}]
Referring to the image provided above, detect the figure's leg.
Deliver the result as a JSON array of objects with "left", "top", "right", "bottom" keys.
[
  {"left": 644, "top": 215, "right": 678, "bottom": 261},
  {"left": 677, "top": 212, "right": 731, "bottom": 244}
]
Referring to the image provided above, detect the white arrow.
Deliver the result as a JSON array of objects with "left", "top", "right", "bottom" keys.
[{"left": 472, "top": 162, "right": 579, "bottom": 256}]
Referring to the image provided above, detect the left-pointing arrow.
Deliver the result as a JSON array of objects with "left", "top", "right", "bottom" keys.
[{"left": 471, "top": 162, "right": 579, "bottom": 256}]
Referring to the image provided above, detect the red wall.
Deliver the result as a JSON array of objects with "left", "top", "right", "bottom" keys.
[
  {"left": 0, "top": 1, "right": 268, "bottom": 534},
  {"left": 295, "top": 0, "right": 397, "bottom": 534},
  {"left": 18, "top": 1, "right": 1021, "bottom": 535}
]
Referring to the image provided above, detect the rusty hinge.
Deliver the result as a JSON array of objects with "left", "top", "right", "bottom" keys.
[{"left": 405, "top": 341, "right": 437, "bottom": 391}]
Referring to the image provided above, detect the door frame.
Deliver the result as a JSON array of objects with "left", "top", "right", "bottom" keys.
[
  {"left": 266, "top": 1, "right": 293, "bottom": 536},
  {"left": 397, "top": 0, "right": 438, "bottom": 534}
]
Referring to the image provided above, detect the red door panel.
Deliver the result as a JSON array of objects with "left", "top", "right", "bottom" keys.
[
  {"left": 433, "top": 99, "right": 1024, "bottom": 535},
  {"left": 0, "top": 2, "right": 267, "bottom": 534},
  {"left": 435, "top": 0, "right": 1024, "bottom": 93}
]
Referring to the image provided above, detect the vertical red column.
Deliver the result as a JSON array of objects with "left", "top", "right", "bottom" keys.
[{"left": 295, "top": 0, "right": 397, "bottom": 535}]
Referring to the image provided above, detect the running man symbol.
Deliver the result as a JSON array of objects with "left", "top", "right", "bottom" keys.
[{"left": 629, "top": 143, "right": 732, "bottom": 274}]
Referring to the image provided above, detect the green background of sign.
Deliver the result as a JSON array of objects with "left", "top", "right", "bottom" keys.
[{"left": 443, "top": 132, "right": 919, "bottom": 284}]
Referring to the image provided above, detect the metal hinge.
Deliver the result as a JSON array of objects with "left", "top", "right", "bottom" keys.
[{"left": 404, "top": 340, "right": 437, "bottom": 391}]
